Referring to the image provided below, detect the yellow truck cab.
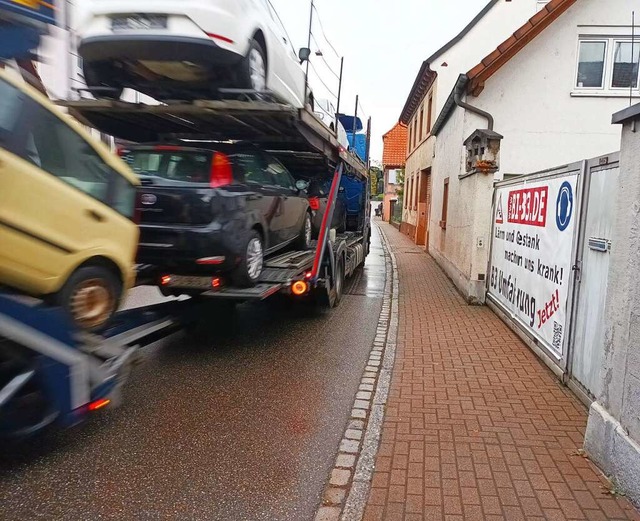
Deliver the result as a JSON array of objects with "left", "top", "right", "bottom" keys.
[{"left": 0, "top": 69, "right": 140, "bottom": 330}]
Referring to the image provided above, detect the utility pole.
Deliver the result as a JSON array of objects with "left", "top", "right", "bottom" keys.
[
  {"left": 365, "top": 116, "right": 372, "bottom": 169},
  {"left": 351, "top": 95, "right": 359, "bottom": 135},
  {"left": 335, "top": 57, "right": 344, "bottom": 131},
  {"left": 304, "top": 0, "right": 314, "bottom": 108},
  {"left": 631, "top": 11, "right": 636, "bottom": 107}
]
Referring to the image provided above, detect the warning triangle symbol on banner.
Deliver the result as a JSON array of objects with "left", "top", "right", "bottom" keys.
[{"left": 496, "top": 196, "right": 504, "bottom": 224}]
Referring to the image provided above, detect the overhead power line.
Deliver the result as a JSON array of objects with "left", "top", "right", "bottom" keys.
[
  {"left": 310, "top": 33, "right": 341, "bottom": 81},
  {"left": 308, "top": 61, "right": 339, "bottom": 101},
  {"left": 312, "top": 4, "right": 341, "bottom": 61}
]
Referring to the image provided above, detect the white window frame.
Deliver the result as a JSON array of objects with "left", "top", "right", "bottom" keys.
[
  {"left": 574, "top": 37, "right": 640, "bottom": 96},
  {"left": 610, "top": 39, "right": 640, "bottom": 91},
  {"left": 575, "top": 39, "right": 608, "bottom": 90}
]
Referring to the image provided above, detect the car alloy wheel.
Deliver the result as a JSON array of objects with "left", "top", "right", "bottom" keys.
[
  {"left": 248, "top": 48, "right": 266, "bottom": 91},
  {"left": 69, "top": 278, "right": 116, "bottom": 330},
  {"left": 246, "top": 237, "right": 264, "bottom": 281}
]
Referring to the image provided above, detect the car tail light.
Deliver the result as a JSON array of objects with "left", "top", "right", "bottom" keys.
[
  {"left": 309, "top": 196, "right": 320, "bottom": 211},
  {"left": 154, "top": 145, "right": 181, "bottom": 151},
  {"left": 210, "top": 152, "right": 234, "bottom": 188},
  {"left": 160, "top": 275, "right": 172, "bottom": 286},
  {"left": 206, "top": 32, "right": 234, "bottom": 44}
]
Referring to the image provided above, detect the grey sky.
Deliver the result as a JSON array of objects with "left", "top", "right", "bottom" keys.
[{"left": 271, "top": 0, "right": 489, "bottom": 160}]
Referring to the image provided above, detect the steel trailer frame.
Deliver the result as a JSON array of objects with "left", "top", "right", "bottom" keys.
[{"left": 0, "top": 95, "right": 371, "bottom": 439}]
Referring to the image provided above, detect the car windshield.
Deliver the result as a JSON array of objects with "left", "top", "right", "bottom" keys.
[{"left": 124, "top": 150, "right": 213, "bottom": 185}]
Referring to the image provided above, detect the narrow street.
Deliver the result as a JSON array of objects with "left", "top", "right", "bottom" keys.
[{"left": 0, "top": 228, "right": 387, "bottom": 521}]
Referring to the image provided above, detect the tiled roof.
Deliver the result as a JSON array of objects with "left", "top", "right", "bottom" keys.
[
  {"left": 467, "top": 0, "right": 578, "bottom": 96},
  {"left": 382, "top": 122, "right": 408, "bottom": 168},
  {"left": 399, "top": 0, "right": 500, "bottom": 123}
]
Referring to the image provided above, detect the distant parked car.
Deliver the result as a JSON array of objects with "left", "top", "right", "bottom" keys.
[
  {"left": 122, "top": 144, "right": 312, "bottom": 291},
  {"left": 0, "top": 70, "right": 140, "bottom": 331},
  {"left": 78, "top": 0, "right": 311, "bottom": 106},
  {"left": 307, "top": 177, "right": 347, "bottom": 238},
  {"left": 315, "top": 98, "right": 349, "bottom": 150}
]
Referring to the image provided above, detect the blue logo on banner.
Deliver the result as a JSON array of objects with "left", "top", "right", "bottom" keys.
[{"left": 556, "top": 181, "right": 573, "bottom": 231}]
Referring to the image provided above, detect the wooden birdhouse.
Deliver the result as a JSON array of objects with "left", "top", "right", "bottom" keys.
[{"left": 463, "top": 129, "right": 503, "bottom": 175}]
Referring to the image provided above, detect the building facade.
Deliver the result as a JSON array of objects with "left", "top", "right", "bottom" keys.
[
  {"left": 429, "top": 0, "right": 635, "bottom": 302},
  {"left": 399, "top": 0, "right": 545, "bottom": 246},
  {"left": 381, "top": 122, "right": 407, "bottom": 222}
]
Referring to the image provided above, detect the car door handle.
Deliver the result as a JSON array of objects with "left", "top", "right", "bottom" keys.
[
  {"left": 248, "top": 194, "right": 263, "bottom": 200},
  {"left": 86, "top": 209, "right": 106, "bottom": 222}
]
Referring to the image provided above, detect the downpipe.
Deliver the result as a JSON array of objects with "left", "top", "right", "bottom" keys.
[{"left": 455, "top": 75, "right": 494, "bottom": 130}]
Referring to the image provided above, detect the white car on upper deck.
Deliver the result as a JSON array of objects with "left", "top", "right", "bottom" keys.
[
  {"left": 77, "top": 0, "right": 311, "bottom": 107},
  {"left": 314, "top": 98, "right": 349, "bottom": 151}
]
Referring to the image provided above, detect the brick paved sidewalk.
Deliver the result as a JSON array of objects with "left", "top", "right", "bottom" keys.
[{"left": 363, "top": 223, "right": 639, "bottom": 521}]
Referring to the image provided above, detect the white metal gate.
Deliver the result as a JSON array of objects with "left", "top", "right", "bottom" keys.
[
  {"left": 568, "top": 154, "right": 620, "bottom": 400},
  {"left": 487, "top": 153, "right": 620, "bottom": 404}
]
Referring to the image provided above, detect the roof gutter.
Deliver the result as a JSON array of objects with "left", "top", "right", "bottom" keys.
[
  {"left": 399, "top": 0, "right": 500, "bottom": 124},
  {"left": 454, "top": 74, "right": 494, "bottom": 131},
  {"left": 432, "top": 74, "right": 495, "bottom": 136}
]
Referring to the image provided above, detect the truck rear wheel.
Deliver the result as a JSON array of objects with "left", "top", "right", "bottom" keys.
[
  {"left": 313, "top": 256, "right": 344, "bottom": 309},
  {"left": 333, "top": 256, "right": 345, "bottom": 306}
]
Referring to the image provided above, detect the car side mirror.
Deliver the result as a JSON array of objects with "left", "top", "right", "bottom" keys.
[
  {"left": 296, "top": 179, "right": 310, "bottom": 192},
  {"left": 298, "top": 47, "right": 311, "bottom": 64}
]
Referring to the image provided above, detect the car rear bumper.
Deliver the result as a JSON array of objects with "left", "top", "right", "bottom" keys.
[
  {"left": 136, "top": 224, "right": 242, "bottom": 274},
  {"left": 79, "top": 35, "right": 242, "bottom": 66}
]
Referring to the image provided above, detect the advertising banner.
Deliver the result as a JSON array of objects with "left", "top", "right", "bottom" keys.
[{"left": 488, "top": 174, "right": 578, "bottom": 358}]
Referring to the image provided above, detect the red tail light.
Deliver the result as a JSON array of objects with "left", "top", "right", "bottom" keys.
[
  {"left": 206, "top": 32, "right": 234, "bottom": 44},
  {"left": 154, "top": 145, "right": 181, "bottom": 151},
  {"left": 210, "top": 152, "right": 234, "bottom": 188},
  {"left": 309, "top": 196, "right": 320, "bottom": 211}
]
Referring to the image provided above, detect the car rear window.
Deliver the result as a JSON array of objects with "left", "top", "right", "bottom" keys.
[{"left": 124, "top": 150, "right": 213, "bottom": 185}]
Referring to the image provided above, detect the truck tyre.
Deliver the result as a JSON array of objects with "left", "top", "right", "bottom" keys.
[
  {"left": 56, "top": 266, "right": 122, "bottom": 331},
  {"left": 239, "top": 39, "right": 267, "bottom": 92},
  {"left": 313, "top": 253, "right": 345, "bottom": 309},
  {"left": 233, "top": 230, "right": 264, "bottom": 287},
  {"left": 294, "top": 212, "right": 313, "bottom": 251},
  {"left": 333, "top": 256, "right": 345, "bottom": 307}
]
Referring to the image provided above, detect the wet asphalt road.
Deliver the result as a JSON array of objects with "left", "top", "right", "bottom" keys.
[{"left": 0, "top": 225, "right": 386, "bottom": 521}]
